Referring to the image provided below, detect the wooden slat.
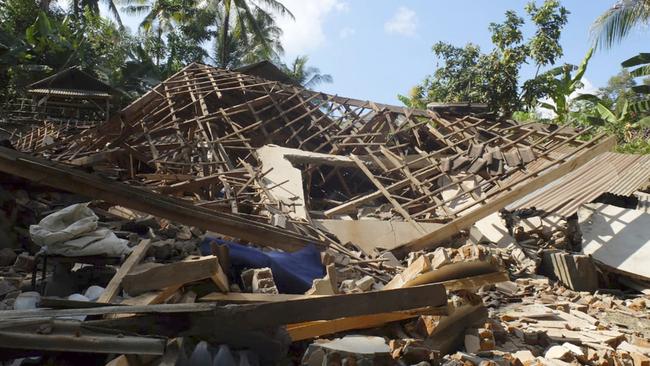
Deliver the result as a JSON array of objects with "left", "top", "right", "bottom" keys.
[{"left": 97, "top": 239, "right": 152, "bottom": 304}]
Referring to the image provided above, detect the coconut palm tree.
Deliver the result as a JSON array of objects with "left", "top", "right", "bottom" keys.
[
  {"left": 592, "top": 0, "right": 650, "bottom": 49},
  {"left": 215, "top": 0, "right": 293, "bottom": 67},
  {"left": 212, "top": 5, "right": 284, "bottom": 68},
  {"left": 283, "top": 55, "right": 332, "bottom": 88}
]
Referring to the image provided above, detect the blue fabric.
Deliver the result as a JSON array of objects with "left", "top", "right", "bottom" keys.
[{"left": 200, "top": 237, "right": 325, "bottom": 294}]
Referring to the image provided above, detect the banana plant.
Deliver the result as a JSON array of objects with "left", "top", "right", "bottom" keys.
[
  {"left": 574, "top": 93, "right": 650, "bottom": 138},
  {"left": 621, "top": 52, "right": 650, "bottom": 115},
  {"left": 537, "top": 47, "right": 594, "bottom": 123}
]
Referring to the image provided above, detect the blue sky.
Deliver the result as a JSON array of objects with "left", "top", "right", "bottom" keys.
[{"left": 115, "top": 0, "right": 648, "bottom": 105}]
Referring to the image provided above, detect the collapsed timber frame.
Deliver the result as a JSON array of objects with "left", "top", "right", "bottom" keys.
[{"left": 12, "top": 62, "right": 616, "bottom": 254}]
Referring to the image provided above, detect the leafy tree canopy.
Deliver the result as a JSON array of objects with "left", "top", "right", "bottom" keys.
[{"left": 400, "top": 0, "right": 569, "bottom": 117}]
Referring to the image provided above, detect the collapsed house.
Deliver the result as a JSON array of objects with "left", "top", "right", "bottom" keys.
[{"left": 0, "top": 62, "right": 649, "bottom": 365}]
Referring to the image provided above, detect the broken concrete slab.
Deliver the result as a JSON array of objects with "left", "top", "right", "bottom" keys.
[
  {"left": 540, "top": 250, "right": 599, "bottom": 292},
  {"left": 302, "top": 335, "right": 392, "bottom": 365},
  {"left": 470, "top": 212, "right": 514, "bottom": 248},
  {"left": 315, "top": 219, "right": 442, "bottom": 254},
  {"left": 579, "top": 203, "right": 650, "bottom": 281}
]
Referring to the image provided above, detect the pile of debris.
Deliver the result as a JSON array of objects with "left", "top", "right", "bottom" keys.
[{"left": 0, "top": 62, "right": 649, "bottom": 365}]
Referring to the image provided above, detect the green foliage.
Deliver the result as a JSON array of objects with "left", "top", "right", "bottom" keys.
[
  {"left": 530, "top": 47, "right": 594, "bottom": 123},
  {"left": 621, "top": 52, "right": 650, "bottom": 115},
  {"left": 0, "top": 3, "right": 135, "bottom": 103},
  {"left": 599, "top": 69, "right": 638, "bottom": 104},
  {"left": 615, "top": 137, "right": 650, "bottom": 154},
  {"left": 401, "top": 0, "right": 570, "bottom": 117},
  {"left": 212, "top": 4, "right": 284, "bottom": 68},
  {"left": 564, "top": 51, "right": 650, "bottom": 154},
  {"left": 512, "top": 110, "right": 541, "bottom": 123},
  {"left": 526, "top": 0, "right": 569, "bottom": 67},
  {"left": 408, "top": 42, "right": 485, "bottom": 108}
]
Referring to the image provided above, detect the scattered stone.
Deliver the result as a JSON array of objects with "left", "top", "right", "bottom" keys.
[
  {"left": 464, "top": 334, "right": 481, "bottom": 354},
  {"left": 545, "top": 345, "right": 572, "bottom": 361},
  {"left": 355, "top": 275, "right": 374, "bottom": 292},
  {"left": 513, "top": 350, "right": 535, "bottom": 364},
  {"left": 389, "top": 338, "right": 437, "bottom": 364},
  {"left": 306, "top": 263, "right": 337, "bottom": 295},
  {"left": 0, "top": 248, "right": 17, "bottom": 266},
  {"left": 12, "top": 253, "right": 35, "bottom": 272}
]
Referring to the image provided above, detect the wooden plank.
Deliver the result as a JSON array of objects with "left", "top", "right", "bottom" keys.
[
  {"left": 97, "top": 239, "right": 152, "bottom": 304},
  {"left": 0, "top": 146, "right": 324, "bottom": 251},
  {"left": 199, "top": 292, "right": 319, "bottom": 303},
  {"left": 122, "top": 256, "right": 228, "bottom": 296},
  {"left": 405, "top": 261, "right": 502, "bottom": 287},
  {"left": 394, "top": 135, "right": 617, "bottom": 255},
  {"left": 440, "top": 271, "right": 509, "bottom": 292},
  {"left": 287, "top": 306, "right": 448, "bottom": 341},
  {"left": 157, "top": 171, "right": 243, "bottom": 195}
]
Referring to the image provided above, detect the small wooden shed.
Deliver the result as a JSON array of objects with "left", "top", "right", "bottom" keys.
[{"left": 28, "top": 67, "right": 115, "bottom": 121}]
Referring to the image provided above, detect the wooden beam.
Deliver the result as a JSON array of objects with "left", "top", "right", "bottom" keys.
[
  {"left": 287, "top": 306, "right": 448, "bottom": 341},
  {"left": 97, "top": 239, "right": 152, "bottom": 304},
  {"left": 122, "top": 256, "right": 228, "bottom": 296},
  {"left": 394, "top": 135, "right": 617, "bottom": 255},
  {"left": 40, "top": 283, "right": 449, "bottom": 335},
  {"left": 199, "top": 292, "right": 319, "bottom": 303}
]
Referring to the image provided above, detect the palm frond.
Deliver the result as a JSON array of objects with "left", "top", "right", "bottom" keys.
[
  {"left": 104, "top": 0, "right": 124, "bottom": 26},
  {"left": 595, "top": 102, "right": 618, "bottom": 123},
  {"left": 256, "top": 0, "right": 294, "bottom": 20},
  {"left": 591, "top": 0, "right": 650, "bottom": 49},
  {"left": 304, "top": 73, "right": 333, "bottom": 89}
]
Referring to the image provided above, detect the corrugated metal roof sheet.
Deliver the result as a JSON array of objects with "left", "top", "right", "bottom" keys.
[
  {"left": 610, "top": 157, "right": 650, "bottom": 196},
  {"left": 28, "top": 66, "right": 114, "bottom": 93},
  {"left": 508, "top": 152, "right": 650, "bottom": 216},
  {"left": 28, "top": 88, "right": 112, "bottom": 98}
]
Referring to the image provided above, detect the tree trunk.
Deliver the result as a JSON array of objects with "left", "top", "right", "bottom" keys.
[
  {"left": 220, "top": 0, "right": 231, "bottom": 67},
  {"left": 156, "top": 27, "right": 163, "bottom": 67}
]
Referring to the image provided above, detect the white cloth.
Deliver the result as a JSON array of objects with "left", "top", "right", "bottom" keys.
[{"left": 30, "top": 203, "right": 131, "bottom": 257}]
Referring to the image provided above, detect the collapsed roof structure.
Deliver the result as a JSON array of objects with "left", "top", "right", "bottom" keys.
[{"left": 11, "top": 62, "right": 618, "bottom": 256}]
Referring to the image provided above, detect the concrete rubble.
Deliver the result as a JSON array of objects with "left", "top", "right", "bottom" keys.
[{"left": 0, "top": 63, "right": 649, "bottom": 365}]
